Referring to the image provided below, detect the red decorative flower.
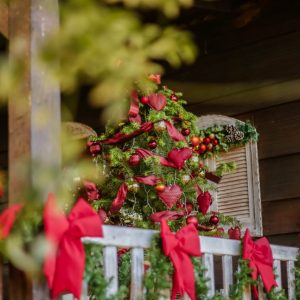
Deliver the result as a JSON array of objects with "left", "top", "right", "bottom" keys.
[{"left": 148, "top": 74, "right": 161, "bottom": 84}]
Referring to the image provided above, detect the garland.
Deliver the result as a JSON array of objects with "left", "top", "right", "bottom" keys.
[{"left": 84, "top": 235, "right": 293, "bottom": 300}]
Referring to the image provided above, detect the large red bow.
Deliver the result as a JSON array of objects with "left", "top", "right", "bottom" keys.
[
  {"left": 160, "top": 219, "right": 201, "bottom": 300},
  {"left": 243, "top": 229, "right": 277, "bottom": 298},
  {"left": 0, "top": 204, "right": 23, "bottom": 239},
  {"left": 43, "top": 193, "right": 103, "bottom": 299}
]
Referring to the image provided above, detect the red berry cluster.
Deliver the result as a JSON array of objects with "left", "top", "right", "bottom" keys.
[{"left": 190, "top": 133, "right": 219, "bottom": 154}]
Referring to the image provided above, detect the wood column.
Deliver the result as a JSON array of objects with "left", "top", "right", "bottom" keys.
[{"left": 8, "top": 0, "right": 60, "bottom": 299}]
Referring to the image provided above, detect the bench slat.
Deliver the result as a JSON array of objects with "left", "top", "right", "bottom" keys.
[
  {"left": 130, "top": 248, "right": 144, "bottom": 300},
  {"left": 103, "top": 246, "right": 118, "bottom": 297}
]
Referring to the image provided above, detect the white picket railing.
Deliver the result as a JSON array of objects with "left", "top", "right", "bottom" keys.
[{"left": 62, "top": 225, "right": 299, "bottom": 300}]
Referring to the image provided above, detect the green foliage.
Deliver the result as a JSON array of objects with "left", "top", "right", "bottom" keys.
[
  {"left": 296, "top": 252, "right": 300, "bottom": 300},
  {"left": 144, "top": 234, "right": 173, "bottom": 300},
  {"left": 215, "top": 162, "right": 236, "bottom": 177}
]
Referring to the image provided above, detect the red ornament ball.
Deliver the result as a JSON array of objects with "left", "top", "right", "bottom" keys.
[
  {"left": 148, "top": 140, "right": 157, "bottom": 149},
  {"left": 89, "top": 142, "right": 102, "bottom": 157},
  {"left": 209, "top": 214, "right": 219, "bottom": 225},
  {"left": 191, "top": 136, "right": 200, "bottom": 146},
  {"left": 203, "top": 137, "right": 211, "bottom": 145},
  {"left": 140, "top": 96, "right": 149, "bottom": 104},
  {"left": 186, "top": 216, "right": 198, "bottom": 227},
  {"left": 155, "top": 184, "right": 166, "bottom": 193},
  {"left": 185, "top": 202, "right": 194, "bottom": 214},
  {"left": 198, "top": 144, "right": 207, "bottom": 153},
  {"left": 181, "top": 128, "right": 191, "bottom": 136},
  {"left": 212, "top": 139, "right": 219, "bottom": 145},
  {"left": 228, "top": 226, "right": 241, "bottom": 240},
  {"left": 128, "top": 154, "right": 141, "bottom": 166},
  {"left": 170, "top": 94, "right": 178, "bottom": 101}
]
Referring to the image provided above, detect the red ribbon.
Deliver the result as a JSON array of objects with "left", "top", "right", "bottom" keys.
[
  {"left": 242, "top": 229, "right": 277, "bottom": 298},
  {"left": 165, "top": 121, "right": 185, "bottom": 141},
  {"left": 128, "top": 91, "right": 142, "bottom": 124},
  {"left": 102, "top": 122, "right": 153, "bottom": 145},
  {"left": 110, "top": 182, "right": 128, "bottom": 213},
  {"left": 160, "top": 219, "right": 201, "bottom": 300},
  {"left": 0, "top": 204, "right": 23, "bottom": 239},
  {"left": 150, "top": 211, "right": 184, "bottom": 223},
  {"left": 43, "top": 193, "right": 103, "bottom": 299}
]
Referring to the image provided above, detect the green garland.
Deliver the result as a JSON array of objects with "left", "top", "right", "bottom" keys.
[
  {"left": 296, "top": 252, "right": 300, "bottom": 299},
  {"left": 84, "top": 235, "right": 293, "bottom": 300}
]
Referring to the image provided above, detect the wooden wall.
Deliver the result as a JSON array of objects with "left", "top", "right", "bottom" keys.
[{"left": 234, "top": 101, "right": 300, "bottom": 246}]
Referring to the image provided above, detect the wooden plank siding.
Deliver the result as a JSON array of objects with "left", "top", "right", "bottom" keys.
[{"left": 233, "top": 101, "right": 300, "bottom": 238}]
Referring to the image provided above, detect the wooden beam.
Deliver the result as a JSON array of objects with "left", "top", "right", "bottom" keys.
[
  {"left": 0, "top": 2, "right": 8, "bottom": 38},
  {"left": 8, "top": 0, "right": 60, "bottom": 298}
]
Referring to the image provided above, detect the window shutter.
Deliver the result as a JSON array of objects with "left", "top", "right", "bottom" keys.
[{"left": 196, "top": 115, "right": 263, "bottom": 236}]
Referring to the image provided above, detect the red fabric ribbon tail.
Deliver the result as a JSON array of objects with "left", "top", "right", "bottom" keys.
[
  {"left": 128, "top": 91, "right": 142, "bottom": 124},
  {"left": 134, "top": 175, "right": 159, "bottom": 186},
  {"left": 165, "top": 121, "right": 185, "bottom": 141},
  {"left": 0, "top": 203, "right": 23, "bottom": 239},
  {"left": 110, "top": 183, "right": 128, "bottom": 212}
]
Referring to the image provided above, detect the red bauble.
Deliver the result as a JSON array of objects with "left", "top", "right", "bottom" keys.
[
  {"left": 186, "top": 216, "right": 198, "bottom": 227},
  {"left": 185, "top": 202, "right": 194, "bottom": 214},
  {"left": 176, "top": 202, "right": 184, "bottom": 209},
  {"left": 89, "top": 142, "right": 102, "bottom": 157},
  {"left": 199, "top": 161, "right": 205, "bottom": 168},
  {"left": 212, "top": 139, "right": 219, "bottom": 145},
  {"left": 155, "top": 184, "right": 166, "bottom": 193},
  {"left": 98, "top": 209, "right": 108, "bottom": 222},
  {"left": 209, "top": 214, "right": 219, "bottom": 225},
  {"left": 207, "top": 143, "right": 213, "bottom": 151},
  {"left": 191, "top": 136, "right": 200, "bottom": 146},
  {"left": 203, "top": 137, "right": 211, "bottom": 145},
  {"left": 181, "top": 128, "right": 191, "bottom": 136},
  {"left": 228, "top": 226, "right": 241, "bottom": 240},
  {"left": 140, "top": 96, "right": 149, "bottom": 104},
  {"left": 128, "top": 154, "right": 141, "bottom": 166},
  {"left": 148, "top": 140, "right": 157, "bottom": 149},
  {"left": 170, "top": 94, "right": 178, "bottom": 101},
  {"left": 198, "top": 144, "right": 207, "bottom": 153}
]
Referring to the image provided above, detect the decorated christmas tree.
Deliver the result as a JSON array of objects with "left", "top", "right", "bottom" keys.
[{"left": 84, "top": 75, "right": 258, "bottom": 237}]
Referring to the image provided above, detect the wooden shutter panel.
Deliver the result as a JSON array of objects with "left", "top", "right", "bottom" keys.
[{"left": 196, "top": 115, "right": 263, "bottom": 236}]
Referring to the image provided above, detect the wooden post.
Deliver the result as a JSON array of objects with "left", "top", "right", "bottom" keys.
[{"left": 8, "top": 0, "right": 60, "bottom": 298}]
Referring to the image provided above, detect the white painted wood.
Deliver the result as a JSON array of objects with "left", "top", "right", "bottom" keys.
[
  {"left": 222, "top": 255, "right": 233, "bottom": 298},
  {"left": 273, "top": 260, "right": 282, "bottom": 290},
  {"left": 203, "top": 253, "right": 215, "bottom": 297},
  {"left": 287, "top": 260, "right": 295, "bottom": 300},
  {"left": 196, "top": 115, "right": 263, "bottom": 237},
  {"left": 130, "top": 248, "right": 144, "bottom": 300},
  {"left": 242, "top": 285, "right": 252, "bottom": 300},
  {"left": 103, "top": 246, "right": 118, "bottom": 297}
]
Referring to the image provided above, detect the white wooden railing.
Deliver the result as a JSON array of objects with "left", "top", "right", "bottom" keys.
[{"left": 62, "top": 225, "right": 299, "bottom": 300}]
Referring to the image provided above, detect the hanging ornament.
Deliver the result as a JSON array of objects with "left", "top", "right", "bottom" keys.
[
  {"left": 185, "top": 202, "right": 194, "bottom": 214},
  {"left": 148, "top": 139, "right": 158, "bottom": 149},
  {"left": 170, "top": 94, "right": 178, "bottom": 101},
  {"left": 128, "top": 183, "right": 140, "bottom": 193},
  {"left": 181, "top": 128, "right": 190, "bottom": 136},
  {"left": 155, "top": 184, "right": 166, "bottom": 193},
  {"left": 140, "top": 96, "right": 149, "bottom": 104},
  {"left": 209, "top": 214, "right": 219, "bottom": 225},
  {"left": 181, "top": 174, "right": 191, "bottom": 184},
  {"left": 154, "top": 121, "right": 166, "bottom": 132},
  {"left": 203, "top": 137, "right": 211, "bottom": 145},
  {"left": 191, "top": 136, "right": 200, "bottom": 146},
  {"left": 128, "top": 154, "right": 141, "bottom": 166},
  {"left": 199, "top": 170, "right": 206, "bottom": 178},
  {"left": 228, "top": 226, "right": 241, "bottom": 240},
  {"left": 186, "top": 216, "right": 198, "bottom": 227},
  {"left": 198, "top": 144, "right": 207, "bottom": 154},
  {"left": 88, "top": 141, "right": 102, "bottom": 157},
  {"left": 208, "top": 133, "right": 215, "bottom": 139},
  {"left": 212, "top": 139, "right": 219, "bottom": 145},
  {"left": 207, "top": 143, "right": 213, "bottom": 151},
  {"left": 199, "top": 161, "right": 205, "bottom": 168}
]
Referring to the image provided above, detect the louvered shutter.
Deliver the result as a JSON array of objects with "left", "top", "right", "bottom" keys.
[{"left": 196, "top": 115, "right": 263, "bottom": 236}]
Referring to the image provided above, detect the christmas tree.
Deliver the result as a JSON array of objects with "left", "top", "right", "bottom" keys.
[{"left": 85, "top": 75, "right": 258, "bottom": 237}]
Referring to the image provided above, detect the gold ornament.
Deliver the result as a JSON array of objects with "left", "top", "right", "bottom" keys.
[
  {"left": 181, "top": 174, "right": 191, "bottom": 184},
  {"left": 128, "top": 183, "right": 140, "bottom": 193},
  {"left": 154, "top": 121, "right": 166, "bottom": 132}
]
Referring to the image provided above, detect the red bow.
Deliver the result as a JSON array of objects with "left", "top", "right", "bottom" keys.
[
  {"left": 243, "top": 229, "right": 277, "bottom": 298},
  {"left": 43, "top": 193, "right": 103, "bottom": 299},
  {"left": 128, "top": 91, "right": 142, "bottom": 124},
  {"left": 160, "top": 219, "right": 201, "bottom": 300},
  {"left": 0, "top": 204, "right": 23, "bottom": 239}
]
